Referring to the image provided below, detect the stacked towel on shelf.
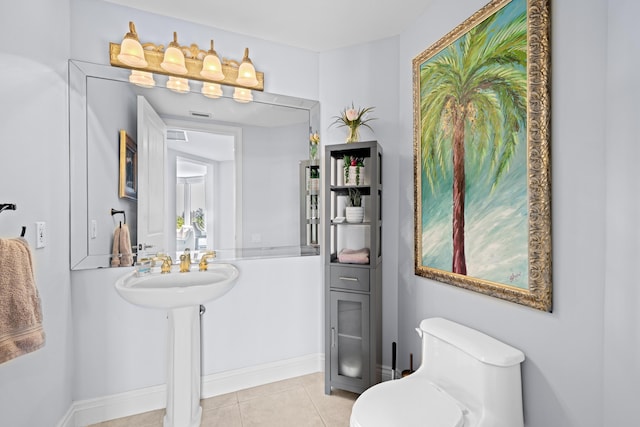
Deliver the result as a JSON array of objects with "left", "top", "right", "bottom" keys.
[
  {"left": 111, "top": 224, "right": 133, "bottom": 267},
  {"left": 0, "top": 237, "right": 45, "bottom": 364},
  {"left": 338, "top": 247, "right": 370, "bottom": 264}
]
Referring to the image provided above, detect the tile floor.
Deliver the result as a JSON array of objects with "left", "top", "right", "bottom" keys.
[{"left": 88, "top": 372, "right": 358, "bottom": 427}]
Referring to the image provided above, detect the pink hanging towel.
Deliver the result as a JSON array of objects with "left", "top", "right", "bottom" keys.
[{"left": 0, "top": 238, "right": 45, "bottom": 364}]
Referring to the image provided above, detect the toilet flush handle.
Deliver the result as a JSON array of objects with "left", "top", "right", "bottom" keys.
[{"left": 415, "top": 327, "right": 423, "bottom": 338}]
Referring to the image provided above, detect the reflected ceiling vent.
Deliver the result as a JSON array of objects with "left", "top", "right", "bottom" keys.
[
  {"left": 189, "top": 110, "right": 212, "bottom": 119},
  {"left": 167, "top": 129, "right": 188, "bottom": 142}
]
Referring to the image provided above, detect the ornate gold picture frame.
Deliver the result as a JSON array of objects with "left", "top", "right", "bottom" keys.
[
  {"left": 119, "top": 129, "right": 137, "bottom": 200},
  {"left": 413, "top": 0, "right": 551, "bottom": 311}
]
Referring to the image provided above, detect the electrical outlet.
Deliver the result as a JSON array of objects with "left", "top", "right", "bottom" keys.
[{"left": 35, "top": 221, "right": 46, "bottom": 249}]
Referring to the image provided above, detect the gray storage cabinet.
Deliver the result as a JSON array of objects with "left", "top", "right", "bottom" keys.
[{"left": 324, "top": 141, "right": 382, "bottom": 395}]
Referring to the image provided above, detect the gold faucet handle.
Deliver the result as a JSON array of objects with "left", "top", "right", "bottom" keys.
[
  {"left": 198, "top": 251, "right": 217, "bottom": 271},
  {"left": 150, "top": 253, "right": 166, "bottom": 267},
  {"left": 161, "top": 256, "right": 172, "bottom": 274}
]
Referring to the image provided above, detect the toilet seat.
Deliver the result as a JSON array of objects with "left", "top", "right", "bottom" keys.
[{"left": 350, "top": 377, "right": 465, "bottom": 427}]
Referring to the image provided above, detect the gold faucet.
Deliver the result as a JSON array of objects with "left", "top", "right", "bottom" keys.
[
  {"left": 179, "top": 248, "right": 192, "bottom": 273},
  {"left": 151, "top": 254, "right": 173, "bottom": 274},
  {"left": 198, "top": 251, "right": 217, "bottom": 271}
]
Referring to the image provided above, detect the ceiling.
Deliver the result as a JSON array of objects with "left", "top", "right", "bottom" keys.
[{"left": 103, "top": 0, "right": 432, "bottom": 52}]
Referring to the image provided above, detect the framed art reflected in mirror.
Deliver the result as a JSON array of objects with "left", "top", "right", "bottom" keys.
[
  {"left": 413, "top": 0, "right": 551, "bottom": 311},
  {"left": 119, "top": 129, "right": 137, "bottom": 200}
]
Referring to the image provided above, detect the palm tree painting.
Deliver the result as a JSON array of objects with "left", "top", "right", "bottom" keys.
[{"left": 416, "top": 0, "right": 529, "bottom": 289}]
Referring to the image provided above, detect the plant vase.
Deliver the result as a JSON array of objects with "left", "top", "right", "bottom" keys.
[
  {"left": 347, "top": 125, "right": 360, "bottom": 143},
  {"left": 345, "top": 206, "right": 364, "bottom": 223},
  {"left": 309, "top": 142, "right": 318, "bottom": 162},
  {"left": 308, "top": 177, "right": 320, "bottom": 193},
  {"left": 345, "top": 165, "right": 364, "bottom": 186}
]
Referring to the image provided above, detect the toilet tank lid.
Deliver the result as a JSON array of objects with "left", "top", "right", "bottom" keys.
[{"left": 420, "top": 318, "right": 525, "bottom": 367}]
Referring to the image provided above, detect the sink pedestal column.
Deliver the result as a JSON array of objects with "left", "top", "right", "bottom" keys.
[{"left": 164, "top": 306, "right": 202, "bottom": 427}]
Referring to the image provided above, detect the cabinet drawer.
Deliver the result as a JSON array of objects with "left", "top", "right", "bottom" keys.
[{"left": 330, "top": 266, "right": 370, "bottom": 292}]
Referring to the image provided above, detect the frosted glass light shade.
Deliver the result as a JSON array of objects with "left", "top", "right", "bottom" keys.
[
  {"left": 166, "top": 77, "right": 190, "bottom": 93},
  {"left": 117, "top": 22, "right": 147, "bottom": 67},
  {"left": 236, "top": 48, "right": 258, "bottom": 87},
  {"left": 161, "top": 32, "right": 187, "bottom": 74},
  {"left": 200, "top": 40, "right": 225, "bottom": 81},
  {"left": 233, "top": 87, "right": 253, "bottom": 103},
  {"left": 161, "top": 46, "right": 187, "bottom": 74},
  {"left": 202, "top": 82, "right": 223, "bottom": 99},
  {"left": 129, "top": 70, "right": 155, "bottom": 88}
]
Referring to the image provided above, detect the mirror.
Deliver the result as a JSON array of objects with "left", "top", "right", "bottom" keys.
[{"left": 70, "top": 60, "right": 320, "bottom": 270}]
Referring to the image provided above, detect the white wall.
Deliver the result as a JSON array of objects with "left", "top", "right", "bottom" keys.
[
  {"left": 319, "top": 36, "right": 401, "bottom": 373},
  {"left": 242, "top": 123, "right": 308, "bottom": 248},
  {"left": 603, "top": 0, "right": 640, "bottom": 424},
  {"left": 0, "top": 1, "right": 74, "bottom": 426},
  {"left": 396, "top": 0, "right": 614, "bottom": 426}
]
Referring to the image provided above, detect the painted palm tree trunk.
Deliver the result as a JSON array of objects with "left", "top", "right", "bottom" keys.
[{"left": 452, "top": 106, "right": 467, "bottom": 274}]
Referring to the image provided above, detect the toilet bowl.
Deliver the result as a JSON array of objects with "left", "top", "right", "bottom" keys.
[{"left": 350, "top": 318, "right": 525, "bottom": 427}]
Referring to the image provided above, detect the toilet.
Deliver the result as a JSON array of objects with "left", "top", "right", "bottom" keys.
[{"left": 350, "top": 317, "right": 525, "bottom": 427}]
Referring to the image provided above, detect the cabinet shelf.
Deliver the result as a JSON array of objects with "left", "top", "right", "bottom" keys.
[
  {"left": 300, "top": 160, "right": 320, "bottom": 248},
  {"left": 338, "top": 333, "right": 363, "bottom": 341},
  {"left": 330, "top": 220, "right": 372, "bottom": 226},
  {"left": 324, "top": 141, "right": 382, "bottom": 396}
]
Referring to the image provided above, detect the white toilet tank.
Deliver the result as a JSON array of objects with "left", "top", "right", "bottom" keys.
[{"left": 417, "top": 318, "right": 525, "bottom": 427}]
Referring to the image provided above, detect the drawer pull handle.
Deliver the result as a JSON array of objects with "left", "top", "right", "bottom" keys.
[
  {"left": 339, "top": 276, "right": 359, "bottom": 282},
  {"left": 331, "top": 327, "right": 336, "bottom": 348}
]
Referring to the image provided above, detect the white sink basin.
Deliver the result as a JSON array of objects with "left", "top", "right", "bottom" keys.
[{"left": 115, "top": 263, "right": 239, "bottom": 309}]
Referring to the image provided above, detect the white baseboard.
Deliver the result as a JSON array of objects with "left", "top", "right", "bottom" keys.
[{"left": 60, "top": 353, "right": 323, "bottom": 427}]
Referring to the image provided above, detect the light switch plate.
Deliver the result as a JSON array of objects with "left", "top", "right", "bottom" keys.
[{"left": 35, "top": 221, "right": 46, "bottom": 248}]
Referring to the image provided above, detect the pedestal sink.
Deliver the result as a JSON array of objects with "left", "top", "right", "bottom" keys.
[{"left": 115, "top": 263, "right": 239, "bottom": 427}]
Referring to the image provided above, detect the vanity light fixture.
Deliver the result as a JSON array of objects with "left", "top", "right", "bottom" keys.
[
  {"left": 129, "top": 70, "right": 155, "bottom": 88},
  {"left": 202, "top": 82, "right": 223, "bottom": 99},
  {"left": 109, "top": 21, "right": 264, "bottom": 93},
  {"left": 236, "top": 48, "right": 259, "bottom": 87},
  {"left": 161, "top": 32, "right": 188, "bottom": 75},
  {"left": 200, "top": 40, "right": 225, "bottom": 81},
  {"left": 167, "top": 76, "right": 190, "bottom": 93},
  {"left": 117, "top": 22, "right": 147, "bottom": 68},
  {"left": 233, "top": 87, "right": 253, "bottom": 103}
]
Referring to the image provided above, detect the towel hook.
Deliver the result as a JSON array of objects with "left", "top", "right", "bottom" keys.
[
  {"left": 0, "top": 203, "right": 17, "bottom": 214},
  {"left": 110, "top": 208, "right": 126, "bottom": 227},
  {"left": 1, "top": 204, "right": 24, "bottom": 236}
]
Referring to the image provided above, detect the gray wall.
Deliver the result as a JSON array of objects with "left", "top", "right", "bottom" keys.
[{"left": 0, "top": 1, "right": 74, "bottom": 426}]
